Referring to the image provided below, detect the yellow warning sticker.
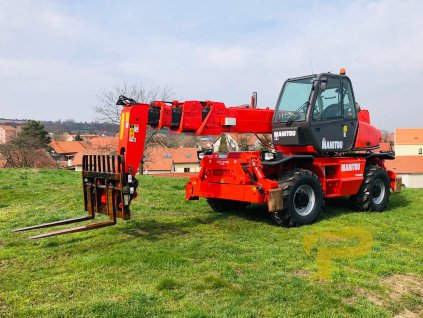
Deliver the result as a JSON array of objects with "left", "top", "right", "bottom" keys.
[
  {"left": 129, "top": 124, "right": 136, "bottom": 142},
  {"left": 343, "top": 125, "right": 348, "bottom": 138},
  {"left": 119, "top": 113, "right": 125, "bottom": 140}
]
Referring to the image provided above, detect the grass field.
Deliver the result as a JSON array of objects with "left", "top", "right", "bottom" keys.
[{"left": 0, "top": 169, "right": 422, "bottom": 317}]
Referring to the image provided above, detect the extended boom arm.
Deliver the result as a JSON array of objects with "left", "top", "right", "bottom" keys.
[{"left": 118, "top": 99, "right": 274, "bottom": 174}]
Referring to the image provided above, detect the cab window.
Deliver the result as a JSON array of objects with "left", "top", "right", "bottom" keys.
[
  {"left": 313, "top": 78, "right": 342, "bottom": 120},
  {"left": 342, "top": 78, "right": 356, "bottom": 119}
]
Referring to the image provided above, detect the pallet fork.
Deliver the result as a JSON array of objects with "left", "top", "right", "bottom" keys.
[{"left": 14, "top": 155, "right": 133, "bottom": 239}]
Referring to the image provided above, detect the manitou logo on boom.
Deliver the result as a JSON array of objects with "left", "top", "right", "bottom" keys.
[
  {"left": 341, "top": 163, "right": 361, "bottom": 172},
  {"left": 273, "top": 130, "right": 296, "bottom": 140},
  {"left": 322, "top": 138, "right": 343, "bottom": 150}
]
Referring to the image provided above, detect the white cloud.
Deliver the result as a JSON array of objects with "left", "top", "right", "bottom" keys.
[{"left": 0, "top": 0, "right": 422, "bottom": 129}]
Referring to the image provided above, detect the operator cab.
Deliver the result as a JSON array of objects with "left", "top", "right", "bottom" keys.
[{"left": 272, "top": 71, "right": 358, "bottom": 153}]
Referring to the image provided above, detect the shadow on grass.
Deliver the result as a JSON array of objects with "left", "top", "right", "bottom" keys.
[
  {"left": 122, "top": 204, "right": 276, "bottom": 240},
  {"left": 218, "top": 203, "right": 275, "bottom": 225},
  {"left": 122, "top": 214, "right": 225, "bottom": 241},
  {"left": 319, "top": 192, "right": 410, "bottom": 222},
  {"left": 34, "top": 193, "right": 410, "bottom": 246}
]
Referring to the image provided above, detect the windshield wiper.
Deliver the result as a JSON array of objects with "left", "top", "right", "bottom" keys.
[{"left": 286, "top": 101, "right": 309, "bottom": 126}]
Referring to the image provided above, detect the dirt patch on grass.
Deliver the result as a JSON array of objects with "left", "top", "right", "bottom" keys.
[
  {"left": 292, "top": 269, "right": 311, "bottom": 278},
  {"left": 355, "top": 274, "right": 423, "bottom": 317},
  {"left": 0, "top": 258, "right": 17, "bottom": 270},
  {"left": 394, "top": 308, "right": 420, "bottom": 318},
  {"left": 382, "top": 274, "right": 423, "bottom": 301}
]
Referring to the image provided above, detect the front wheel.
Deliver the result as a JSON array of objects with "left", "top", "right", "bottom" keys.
[{"left": 271, "top": 169, "right": 323, "bottom": 227}]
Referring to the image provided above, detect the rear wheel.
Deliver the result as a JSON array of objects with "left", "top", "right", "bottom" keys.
[
  {"left": 350, "top": 165, "right": 390, "bottom": 211},
  {"left": 207, "top": 198, "right": 249, "bottom": 213},
  {"left": 271, "top": 169, "right": 323, "bottom": 227}
]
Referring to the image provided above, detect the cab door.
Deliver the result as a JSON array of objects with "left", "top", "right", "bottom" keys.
[
  {"left": 310, "top": 76, "right": 345, "bottom": 152},
  {"left": 341, "top": 77, "right": 358, "bottom": 150}
]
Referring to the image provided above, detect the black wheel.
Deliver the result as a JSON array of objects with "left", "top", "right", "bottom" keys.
[
  {"left": 271, "top": 169, "right": 323, "bottom": 227},
  {"left": 207, "top": 198, "right": 249, "bottom": 213},
  {"left": 350, "top": 165, "right": 390, "bottom": 211}
]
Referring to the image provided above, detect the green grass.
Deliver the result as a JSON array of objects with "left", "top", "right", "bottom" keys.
[{"left": 0, "top": 168, "right": 422, "bottom": 317}]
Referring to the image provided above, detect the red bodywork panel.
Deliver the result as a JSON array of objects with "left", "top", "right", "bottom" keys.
[
  {"left": 187, "top": 154, "right": 371, "bottom": 202},
  {"left": 354, "top": 110, "right": 382, "bottom": 149},
  {"left": 150, "top": 100, "right": 273, "bottom": 135},
  {"left": 186, "top": 152, "right": 279, "bottom": 203}
]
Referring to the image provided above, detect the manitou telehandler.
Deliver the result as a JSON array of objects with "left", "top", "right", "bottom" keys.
[{"left": 16, "top": 69, "right": 401, "bottom": 238}]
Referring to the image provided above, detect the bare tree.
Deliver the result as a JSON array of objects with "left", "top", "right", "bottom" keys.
[
  {"left": 94, "top": 83, "right": 175, "bottom": 174},
  {"left": 95, "top": 83, "right": 174, "bottom": 124},
  {"left": 380, "top": 129, "right": 393, "bottom": 143}
]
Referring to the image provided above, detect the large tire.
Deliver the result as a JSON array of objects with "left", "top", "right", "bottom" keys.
[
  {"left": 350, "top": 165, "right": 390, "bottom": 211},
  {"left": 207, "top": 198, "right": 249, "bottom": 213},
  {"left": 271, "top": 169, "right": 323, "bottom": 227}
]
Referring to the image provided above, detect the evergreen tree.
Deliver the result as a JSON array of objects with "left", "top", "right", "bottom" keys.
[
  {"left": 0, "top": 121, "right": 53, "bottom": 168},
  {"left": 218, "top": 133, "right": 229, "bottom": 154},
  {"left": 14, "top": 120, "right": 51, "bottom": 150},
  {"left": 74, "top": 133, "right": 83, "bottom": 141}
]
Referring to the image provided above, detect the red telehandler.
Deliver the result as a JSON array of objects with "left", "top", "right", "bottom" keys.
[{"left": 16, "top": 69, "right": 401, "bottom": 239}]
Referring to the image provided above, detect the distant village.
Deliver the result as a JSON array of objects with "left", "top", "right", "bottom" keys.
[
  {"left": 0, "top": 122, "right": 267, "bottom": 176},
  {"left": 0, "top": 122, "right": 422, "bottom": 187}
]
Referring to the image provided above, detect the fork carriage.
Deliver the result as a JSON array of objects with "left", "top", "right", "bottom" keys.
[{"left": 14, "top": 155, "right": 137, "bottom": 239}]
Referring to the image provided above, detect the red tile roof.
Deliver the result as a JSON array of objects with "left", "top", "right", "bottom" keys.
[
  {"left": 395, "top": 128, "right": 423, "bottom": 145},
  {"left": 88, "top": 136, "right": 118, "bottom": 150},
  {"left": 144, "top": 147, "right": 199, "bottom": 172},
  {"left": 385, "top": 156, "right": 423, "bottom": 174},
  {"left": 0, "top": 125, "right": 17, "bottom": 131},
  {"left": 50, "top": 141, "right": 89, "bottom": 154}
]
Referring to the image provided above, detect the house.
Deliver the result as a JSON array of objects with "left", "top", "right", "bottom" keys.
[
  {"left": 72, "top": 137, "right": 119, "bottom": 171},
  {"left": 385, "top": 156, "right": 423, "bottom": 188},
  {"left": 0, "top": 125, "right": 17, "bottom": 144},
  {"left": 212, "top": 133, "right": 262, "bottom": 152},
  {"left": 88, "top": 136, "right": 118, "bottom": 152},
  {"left": 143, "top": 147, "right": 199, "bottom": 175},
  {"left": 383, "top": 128, "right": 423, "bottom": 188},
  {"left": 72, "top": 150, "right": 112, "bottom": 172},
  {"left": 50, "top": 141, "right": 90, "bottom": 168},
  {"left": 394, "top": 128, "right": 423, "bottom": 156}
]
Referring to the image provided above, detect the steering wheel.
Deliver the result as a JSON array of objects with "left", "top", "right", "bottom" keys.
[{"left": 321, "top": 103, "right": 341, "bottom": 118}]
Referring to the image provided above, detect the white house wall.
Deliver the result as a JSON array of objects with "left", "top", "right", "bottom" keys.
[{"left": 400, "top": 173, "right": 423, "bottom": 188}]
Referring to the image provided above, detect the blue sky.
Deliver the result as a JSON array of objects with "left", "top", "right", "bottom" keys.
[{"left": 0, "top": 0, "right": 422, "bottom": 130}]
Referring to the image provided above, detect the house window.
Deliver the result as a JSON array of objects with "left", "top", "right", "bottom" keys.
[
  {"left": 163, "top": 153, "right": 172, "bottom": 158},
  {"left": 419, "top": 148, "right": 422, "bottom": 155},
  {"left": 185, "top": 153, "right": 191, "bottom": 158},
  {"left": 184, "top": 168, "right": 190, "bottom": 172}
]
